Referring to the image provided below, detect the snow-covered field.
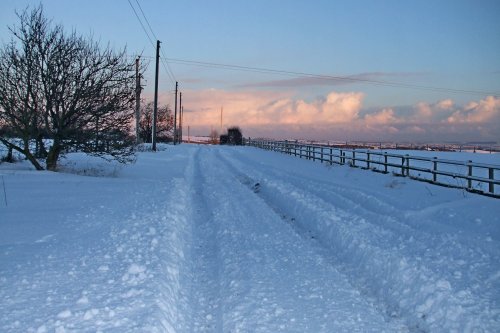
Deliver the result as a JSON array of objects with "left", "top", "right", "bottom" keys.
[{"left": 0, "top": 145, "right": 499, "bottom": 332}]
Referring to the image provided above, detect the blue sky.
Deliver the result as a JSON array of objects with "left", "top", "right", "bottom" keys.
[{"left": 1, "top": 0, "right": 499, "bottom": 142}]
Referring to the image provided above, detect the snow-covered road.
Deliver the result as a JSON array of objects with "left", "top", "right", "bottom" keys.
[
  {"left": 1, "top": 144, "right": 499, "bottom": 332},
  {"left": 186, "top": 147, "right": 403, "bottom": 332}
]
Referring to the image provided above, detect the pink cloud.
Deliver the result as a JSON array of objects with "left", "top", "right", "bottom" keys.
[
  {"left": 447, "top": 96, "right": 500, "bottom": 123},
  {"left": 151, "top": 88, "right": 499, "bottom": 142},
  {"left": 179, "top": 89, "right": 364, "bottom": 129},
  {"left": 407, "top": 125, "right": 426, "bottom": 134},
  {"left": 321, "top": 92, "right": 363, "bottom": 123},
  {"left": 415, "top": 102, "right": 433, "bottom": 119},
  {"left": 437, "top": 99, "right": 454, "bottom": 110},
  {"left": 364, "top": 108, "right": 397, "bottom": 125}
]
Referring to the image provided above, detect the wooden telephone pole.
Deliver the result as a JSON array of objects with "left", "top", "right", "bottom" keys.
[
  {"left": 173, "top": 81, "right": 178, "bottom": 145},
  {"left": 135, "top": 56, "right": 141, "bottom": 144},
  {"left": 180, "top": 105, "right": 184, "bottom": 144},
  {"left": 152, "top": 40, "right": 160, "bottom": 151},
  {"left": 220, "top": 106, "right": 223, "bottom": 134},
  {"left": 179, "top": 92, "right": 182, "bottom": 144}
]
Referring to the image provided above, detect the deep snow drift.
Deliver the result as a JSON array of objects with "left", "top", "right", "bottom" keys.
[{"left": 0, "top": 145, "right": 499, "bottom": 332}]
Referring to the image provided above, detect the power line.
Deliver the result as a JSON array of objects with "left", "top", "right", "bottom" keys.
[
  {"left": 133, "top": 0, "right": 177, "bottom": 84},
  {"left": 126, "top": 0, "right": 155, "bottom": 49},
  {"left": 160, "top": 50, "right": 177, "bottom": 83},
  {"left": 127, "top": 0, "right": 176, "bottom": 85},
  {"left": 165, "top": 57, "right": 500, "bottom": 97},
  {"left": 134, "top": 0, "right": 158, "bottom": 41},
  {"left": 126, "top": 1, "right": 496, "bottom": 98},
  {"left": 123, "top": 52, "right": 498, "bottom": 97}
]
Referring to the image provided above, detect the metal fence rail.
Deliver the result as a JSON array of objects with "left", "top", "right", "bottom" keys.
[{"left": 246, "top": 139, "right": 500, "bottom": 198}]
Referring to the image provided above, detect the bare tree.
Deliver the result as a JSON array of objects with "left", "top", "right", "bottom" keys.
[
  {"left": 209, "top": 129, "right": 219, "bottom": 144},
  {"left": 138, "top": 102, "right": 173, "bottom": 143},
  {"left": 0, "top": 7, "right": 45, "bottom": 169},
  {"left": 0, "top": 5, "right": 140, "bottom": 170}
]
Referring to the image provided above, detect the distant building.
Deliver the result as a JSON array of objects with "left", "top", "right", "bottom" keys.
[
  {"left": 220, "top": 134, "right": 229, "bottom": 145},
  {"left": 220, "top": 127, "right": 243, "bottom": 145}
]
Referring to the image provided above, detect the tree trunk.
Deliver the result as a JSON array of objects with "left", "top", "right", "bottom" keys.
[
  {"left": 36, "top": 134, "right": 47, "bottom": 158},
  {"left": 25, "top": 149, "right": 44, "bottom": 170},
  {"left": 46, "top": 140, "right": 61, "bottom": 171},
  {"left": 0, "top": 137, "right": 44, "bottom": 170},
  {"left": 22, "top": 138, "right": 44, "bottom": 170},
  {"left": 6, "top": 147, "right": 13, "bottom": 162}
]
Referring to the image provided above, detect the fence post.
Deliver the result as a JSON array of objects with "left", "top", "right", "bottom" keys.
[
  {"left": 401, "top": 156, "right": 405, "bottom": 175},
  {"left": 330, "top": 148, "right": 333, "bottom": 165},
  {"left": 489, "top": 168, "right": 494, "bottom": 193},
  {"left": 367, "top": 152, "right": 371, "bottom": 169},
  {"left": 405, "top": 154, "right": 410, "bottom": 176},
  {"left": 433, "top": 157, "right": 438, "bottom": 183},
  {"left": 321, "top": 147, "right": 324, "bottom": 163},
  {"left": 467, "top": 160, "right": 472, "bottom": 189},
  {"left": 384, "top": 153, "right": 388, "bottom": 173},
  {"left": 352, "top": 150, "right": 356, "bottom": 167},
  {"left": 340, "top": 150, "right": 344, "bottom": 164}
]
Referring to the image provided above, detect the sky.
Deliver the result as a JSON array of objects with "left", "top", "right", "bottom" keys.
[{"left": 1, "top": 0, "right": 499, "bottom": 143}]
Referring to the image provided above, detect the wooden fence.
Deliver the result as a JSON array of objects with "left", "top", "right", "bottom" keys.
[{"left": 246, "top": 139, "right": 500, "bottom": 198}]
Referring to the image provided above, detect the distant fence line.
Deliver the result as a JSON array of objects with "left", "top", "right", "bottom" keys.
[
  {"left": 263, "top": 140, "right": 500, "bottom": 153},
  {"left": 246, "top": 139, "right": 500, "bottom": 198}
]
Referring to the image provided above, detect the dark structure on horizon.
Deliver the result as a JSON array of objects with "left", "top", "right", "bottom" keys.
[{"left": 220, "top": 127, "right": 243, "bottom": 145}]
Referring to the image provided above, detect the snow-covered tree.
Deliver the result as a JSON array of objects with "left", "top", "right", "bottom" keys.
[{"left": 0, "top": 5, "right": 139, "bottom": 170}]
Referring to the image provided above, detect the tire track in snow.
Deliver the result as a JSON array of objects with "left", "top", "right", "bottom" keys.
[
  {"left": 193, "top": 146, "right": 403, "bottom": 332},
  {"left": 222, "top": 148, "right": 424, "bottom": 237},
  {"left": 188, "top": 147, "right": 223, "bottom": 332},
  {"left": 216, "top": 147, "right": 500, "bottom": 332},
  {"left": 223, "top": 148, "right": 500, "bottom": 272}
]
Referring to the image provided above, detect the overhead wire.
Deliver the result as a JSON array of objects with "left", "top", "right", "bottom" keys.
[
  {"left": 126, "top": 0, "right": 155, "bottom": 49},
  {"left": 167, "top": 58, "right": 500, "bottom": 97},
  {"left": 133, "top": 0, "right": 158, "bottom": 40},
  {"left": 127, "top": 0, "right": 177, "bottom": 85},
  {"left": 125, "top": 0, "right": 497, "bottom": 98},
  {"left": 123, "top": 54, "right": 498, "bottom": 98},
  {"left": 165, "top": 58, "right": 500, "bottom": 97},
  {"left": 133, "top": 0, "right": 177, "bottom": 84}
]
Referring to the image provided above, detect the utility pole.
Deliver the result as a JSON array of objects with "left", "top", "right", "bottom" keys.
[
  {"left": 220, "top": 106, "right": 223, "bottom": 134},
  {"left": 179, "top": 92, "right": 182, "bottom": 144},
  {"left": 188, "top": 125, "right": 190, "bottom": 143},
  {"left": 135, "top": 56, "right": 141, "bottom": 144},
  {"left": 173, "top": 81, "right": 178, "bottom": 145},
  {"left": 152, "top": 40, "right": 160, "bottom": 151},
  {"left": 181, "top": 101, "right": 184, "bottom": 144}
]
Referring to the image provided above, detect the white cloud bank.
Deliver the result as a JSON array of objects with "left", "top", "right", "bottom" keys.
[{"left": 173, "top": 89, "right": 500, "bottom": 142}]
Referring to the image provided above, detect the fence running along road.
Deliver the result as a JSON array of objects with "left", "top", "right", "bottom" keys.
[{"left": 246, "top": 139, "right": 500, "bottom": 198}]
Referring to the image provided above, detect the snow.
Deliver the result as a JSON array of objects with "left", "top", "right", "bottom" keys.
[{"left": 1, "top": 144, "right": 499, "bottom": 332}]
